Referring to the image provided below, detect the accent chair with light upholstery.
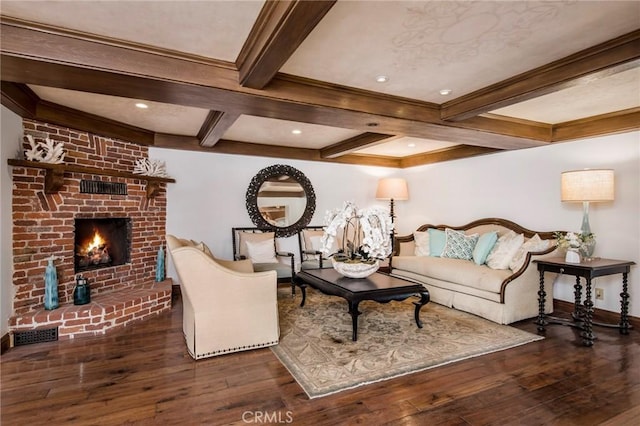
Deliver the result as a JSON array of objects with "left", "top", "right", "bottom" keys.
[
  {"left": 166, "top": 235, "right": 279, "bottom": 360},
  {"left": 298, "top": 226, "right": 333, "bottom": 271},
  {"left": 232, "top": 227, "right": 295, "bottom": 284}
]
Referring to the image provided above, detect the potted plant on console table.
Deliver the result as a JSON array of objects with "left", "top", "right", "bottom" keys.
[{"left": 320, "top": 201, "right": 393, "bottom": 278}]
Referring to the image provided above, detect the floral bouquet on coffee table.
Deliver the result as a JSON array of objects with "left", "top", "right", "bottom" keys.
[{"left": 321, "top": 201, "right": 393, "bottom": 264}]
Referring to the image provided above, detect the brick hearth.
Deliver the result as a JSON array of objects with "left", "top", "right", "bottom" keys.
[
  {"left": 9, "top": 120, "right": 171, "bottom": 339},
  {"left": 10, "top": 281, "right": 172, "bottom": 339}
]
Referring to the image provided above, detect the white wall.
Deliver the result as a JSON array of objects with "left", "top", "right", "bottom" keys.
[
  {"left": 1, "top": 106, "right": 22, "bottom": 336},
  {"left": 152, "top": 131, "right": 639, "bottom": 318},
  {"left": 149, "top": 148, "right": 400, "bottom": 280},
  {"left": 401, "top": 132, "right": 639, "bottom": 316}
]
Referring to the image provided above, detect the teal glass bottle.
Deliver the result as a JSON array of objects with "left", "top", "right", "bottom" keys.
[
  {"left": 155, "top": 243, "right": 165, "bottom": 282},
  {"left": 43, "top": 256, "right": 59, "bottom": 310}
]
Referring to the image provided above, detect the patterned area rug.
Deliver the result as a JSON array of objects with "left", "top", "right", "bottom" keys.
[{"left": 271, "top": 287, "right": 543, "bottom": 399}]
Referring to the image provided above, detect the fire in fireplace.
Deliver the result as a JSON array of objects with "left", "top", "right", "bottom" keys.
[{"left": 74, "top": 218, "right": 132, "bottom": 273}]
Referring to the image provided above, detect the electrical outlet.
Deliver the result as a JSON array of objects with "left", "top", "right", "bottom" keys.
[{"left": 595, "top": 288, "right": 604, "bottom": 300}]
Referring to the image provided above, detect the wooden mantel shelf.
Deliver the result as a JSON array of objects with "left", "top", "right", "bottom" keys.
[{"left": 7, "top": 159, "right": 175, "bottom": 198}]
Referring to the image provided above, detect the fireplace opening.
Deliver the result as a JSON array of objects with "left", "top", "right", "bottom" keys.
[{"left": 74, "top": 218, "right": 132, "bottom": 273}]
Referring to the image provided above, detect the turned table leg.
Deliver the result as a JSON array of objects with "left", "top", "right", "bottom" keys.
[
  {"left": 536, "top": 269, "right": 547, "bottom": 332},
  {"left": 620, "top": 272, "right": 630, "bottom": 335},
  {"left": 581, "top": 277, "right": 595, "bottom": 347}
]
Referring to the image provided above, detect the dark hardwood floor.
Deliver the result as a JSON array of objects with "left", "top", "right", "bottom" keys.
[{"left": 1, "top": 292, "right": 638, "bottom": 426}]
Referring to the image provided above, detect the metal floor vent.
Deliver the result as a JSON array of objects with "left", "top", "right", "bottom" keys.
[
  {"left": 80, "top": 179, "right": 127, "bottom": 195},
  {"left": 13, "top": 327, "right": 58, "bottom": 346}
]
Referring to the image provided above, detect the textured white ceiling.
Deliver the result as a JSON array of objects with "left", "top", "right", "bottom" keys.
[
  {"left": 1, "top": 0, "right": 265, "bottom": 61},
  {"left": 29, "top": 85, "right": 210, "bottom": 136},
  {"left": 491, "top": 66, "right": 640, "bottom": 124},
  {"left": 223, "top": 115, "right": 362, "bottom": 148},
  {"left": 281, "top": 1, "right": 640, "bottom": 103},
  {"left": 3, "top": 1, "right": 639, "bottom": 159},
  {"left": 355, "top": 137, "right": 458, "bottom": 157}
]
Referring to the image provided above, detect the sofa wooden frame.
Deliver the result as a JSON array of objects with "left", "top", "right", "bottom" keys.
[{"left": 392, "top": 217, "right": 559, "bottom": 304}]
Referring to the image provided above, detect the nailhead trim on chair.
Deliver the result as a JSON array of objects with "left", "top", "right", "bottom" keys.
[{"left": 192, "top": 340, "right": 280, "bottom": 359}]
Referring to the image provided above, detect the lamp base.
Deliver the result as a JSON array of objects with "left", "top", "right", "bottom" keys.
[{"left": 580, "top": 201, "right": 592, "bottom": 235}]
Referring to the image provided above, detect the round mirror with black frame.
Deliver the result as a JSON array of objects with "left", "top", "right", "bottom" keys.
[{"left": 246, "top": 164, "right": 316, "bottom": 238}]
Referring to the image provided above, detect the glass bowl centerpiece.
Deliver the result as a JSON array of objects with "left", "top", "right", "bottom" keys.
[{"left": 321, "top": 201, "right": 393, "bottom": 278}]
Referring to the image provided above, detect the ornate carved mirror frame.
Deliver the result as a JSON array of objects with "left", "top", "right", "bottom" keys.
[{"left": 246, "top": 164, "right": 316, "bottom": 237}]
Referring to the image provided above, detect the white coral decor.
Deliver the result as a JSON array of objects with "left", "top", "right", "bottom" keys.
[
  {"left": 321, "top": 201, "right": 393, "bottom": 261},
  {"left": 24, "top": 135, "right": 66, "bottom": 164},
  {"left": 133, "top": 158, "right": 170, "bottom": 178}
]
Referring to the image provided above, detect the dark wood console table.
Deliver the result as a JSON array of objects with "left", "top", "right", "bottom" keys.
[{"left": 534, "top": 257, "right": 635, "bottom": 347}]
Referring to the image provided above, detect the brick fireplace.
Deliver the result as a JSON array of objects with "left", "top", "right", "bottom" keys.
[{"left": 9, "top": 120, "right": 172, "bottom": 340}]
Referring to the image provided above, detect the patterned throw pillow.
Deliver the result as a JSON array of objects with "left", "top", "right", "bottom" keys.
[{"left": 441, "top": 228, "right": 479, "bottom": 260}]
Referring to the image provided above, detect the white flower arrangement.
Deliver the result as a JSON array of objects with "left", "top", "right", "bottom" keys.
[
  {"left": 321, "top": 201, "right": 394, "bottom": 263},
  {"left": 554, "top": 231, "right": 595, "bottom": 250},
  {"left": 24, "top": 135, "right": 66, "bottom": 164},
  {"left": 133, "top": 158, "right": 170, "bottom": 178}
]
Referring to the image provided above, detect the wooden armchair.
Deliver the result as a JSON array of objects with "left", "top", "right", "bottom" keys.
[
  {"left": 166, "top": 235, "right": 279, "bottom": 359},
  {"left": 297, "top": 226, "right": 333, "bottom": 271},
  {"left": 232, "top": 227, "right": 295, "bottom": 289}
]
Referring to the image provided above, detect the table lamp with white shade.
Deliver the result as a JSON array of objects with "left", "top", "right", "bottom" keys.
[{"left": 561, "top": 169, "right": 614, "bottom": 257}]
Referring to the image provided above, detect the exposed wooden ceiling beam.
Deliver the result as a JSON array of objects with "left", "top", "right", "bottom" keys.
[
  {"left": 153, "top": 136, "right": 402, "bottom": 168},
  {"left": 400, "top": 145, "right": 501, "bottom": 168},
  {"left": 552, "top": 107, "right": 640, "bottom": 142},
  {"left": 0, "top": 21, "right": 547, "bottom": 150},
  {"left": 1, "top": 54, "right": 547, "bottom": 152},
  {"left": 441, "top": 30, "right": 640, "bottom": 121},
  {"left": 320, "top": 133, "right": 395, "bottom": 158},
  {"left": 36, "top": 101, "right": 156, "bottom": 145},
  {"left": 237, "top": 0, "right": 336, "bottom": 89},
  {"left": 1, "top": 81, "right": 37, "bottom": 118},
  {"left": 0, "top": 82, "right": 155, "bottom": 145},
  {"left": 198, "top": 110, "right": 241, "bottom": 147}
]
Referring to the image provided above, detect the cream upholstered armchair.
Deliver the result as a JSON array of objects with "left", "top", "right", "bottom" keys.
[{"left": 166, "top": 235, "right": 279, "bottom": 360}]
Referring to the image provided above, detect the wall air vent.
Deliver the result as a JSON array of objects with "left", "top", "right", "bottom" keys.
[{"left": 80, "top": 180, "right": 127, "bottom": 195}]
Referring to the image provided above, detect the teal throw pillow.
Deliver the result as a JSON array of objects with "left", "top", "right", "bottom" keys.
[
  {"left": 472, "top": 231, "right": 499, "bottom": 265},
  {"left": 441, "top": 228, "right": 479, "bottom": 260},
  {"left": 428, "top": 228, "right": 447, "bottom": 257}
]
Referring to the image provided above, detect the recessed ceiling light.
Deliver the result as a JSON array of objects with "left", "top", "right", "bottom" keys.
[
  {"left": 135, "top": 102, "right": 149, "bottom": 109},
  {"left": 291, "top": 129, "right": 302, "bottom": 135},
  {"left": 376, "top": 75, "right": 389, "bottom": 83},
  {"left": 439, "top": 89, "right": 452, "bottom": 96},
  {"left": 408, "top": 143, "right": 416, "bottom": 148}
]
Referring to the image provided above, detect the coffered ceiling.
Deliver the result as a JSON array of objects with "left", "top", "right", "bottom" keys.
[{"left": 1, "top": 1, "right": 639, "bottom": 168}]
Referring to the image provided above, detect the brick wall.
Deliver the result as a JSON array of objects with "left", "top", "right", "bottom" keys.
[{"left": 11, "top": 120, "right": 167, "bottom": 318}]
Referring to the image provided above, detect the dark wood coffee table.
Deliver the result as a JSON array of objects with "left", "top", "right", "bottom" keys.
[{"left": 293, "top": 269, "right": 430, "bottom": 341}]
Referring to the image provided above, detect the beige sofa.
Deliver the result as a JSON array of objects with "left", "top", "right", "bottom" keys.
[
  {"left": 166, "top": 235, "right": 279, "bottom": 359},
  {"left": 390, "top": 218, "right": 559, "bottom": 324}
]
